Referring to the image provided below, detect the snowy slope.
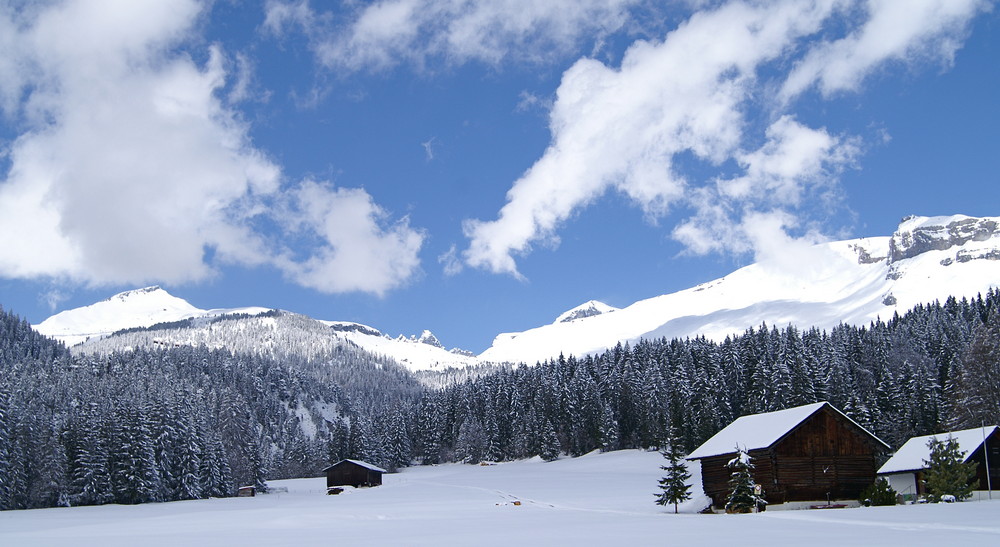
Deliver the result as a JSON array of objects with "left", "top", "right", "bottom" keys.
[
  {"left": 34, "top": 286, "right": 270, "bottom": 346},
  {"left": 321, "top": 321, "right": 477, "bottom": 370},
  {"left": 480, "top": 215, "right": 1000, "bottom": 364},
  {"left": 2, "top": 449, "right": 999, "bottom": 546},
  {"left": 35, "top": 287, "right": 478, "bottom": 371}
]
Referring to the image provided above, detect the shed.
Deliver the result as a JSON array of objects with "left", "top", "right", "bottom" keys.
[
  {"left": 877, "top": 425, "right": 998, "bottom": 498},
  {"left": 687, "top": 402, "right": 890, "bottom": 508},
  {"left": 323, "top": 459, "right": 386, "bottom": 489}
]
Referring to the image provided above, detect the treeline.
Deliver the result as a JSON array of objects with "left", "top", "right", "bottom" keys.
[{"left": 398, "top": 290, "right": 1000, "bottom": 466}]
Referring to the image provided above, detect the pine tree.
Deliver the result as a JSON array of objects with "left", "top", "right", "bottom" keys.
[
  {"left": 539, "top": 419, "right": 561, "bottom": 462},
  {"left": 725, "top": 446, "right": 761, "bottom": 514},
  {"left": 923, "top": 436, "right": 979, "bottom": 501},
  {"left": 654, "top": 428, "right": 691, "bottom": 513},
  {"left": 598, "top": 403, "right": 619, "bottom": 452},
  {"left": 0, "top": 378, "right": 13, "bottom": 509},
  {"left": 860, "top": 477, "right": 897, "bottom": 506},
  {"left": 454, "top": 418, "right": 486, "bottom": 464}
]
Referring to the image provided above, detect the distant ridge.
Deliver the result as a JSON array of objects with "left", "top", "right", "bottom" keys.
[
  {"left": 479, "top": 214, "right": 1000, "bottom": 364},
  {"left": 35, "top": 214, "right": 1000, "bottom": 369}
]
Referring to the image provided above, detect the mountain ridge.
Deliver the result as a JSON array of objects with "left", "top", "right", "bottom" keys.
[{"left": 33, "top": 214, "right": 1000, "bottom": 369}]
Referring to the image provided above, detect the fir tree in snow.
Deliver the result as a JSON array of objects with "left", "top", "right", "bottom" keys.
[
  {"left": 654, "top": 427, "right": 691, "bottom": 513},
  {"left": 455, "top": 418, "right": 486, "bottom": 464},
  {"left": 599, "top": 403, "right": 619, "bottom": 452},
  {"left": 860, "top": 477, "right": 897, "bottom": 506},
  {"left": 725, "top": 446, "right": 761, "bottom": 514},
  {"left": 539, "top": 419, "right": 561, "bottom": 462},
  {"left": 0, "top": 379, "right": 12, "bottom": 509},
  {"left": 923, "top": 436, "right": 979, "bottom": 501}
]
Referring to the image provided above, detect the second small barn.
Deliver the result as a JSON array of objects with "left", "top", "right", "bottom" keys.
[
  {"left": 877, "top": 425, "right": 999, "bottom": 499},
  {"left": 687, "top": 401, "right": 890, "bottom": 509},
  {"left": 323, "top": 459, "right": 386, "bottom": 489}
]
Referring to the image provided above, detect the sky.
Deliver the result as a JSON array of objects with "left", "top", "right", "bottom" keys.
[{"left": 1, "top": 0, "right": 998, "bottom": 354}]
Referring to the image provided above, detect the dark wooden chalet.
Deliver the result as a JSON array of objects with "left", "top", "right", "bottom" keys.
[
  {"left": 687, "top": 402, "right": 890, "bottom": 508},
  {"left": 878, "top": 425, "right": 999, "bottom": 498},
  {"left": 323, "top": 459, "right": 386, "bottom": 489}
]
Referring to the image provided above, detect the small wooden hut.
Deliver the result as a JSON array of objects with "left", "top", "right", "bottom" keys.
[
  {"left": 323, "top": 459, "right": 386, "bottom": 489},
  {"left": 687, "top": 402, "right": 890, "bottom": 508},
  {"left": 877, "top": 425, "right": 999, "bottom": 499}
]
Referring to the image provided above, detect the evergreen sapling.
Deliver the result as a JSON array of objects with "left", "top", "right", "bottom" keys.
[
  {"left": 655, "top": 429, "right": 692, "bottom": 513},
  {"left": 923, "top": 436, "right": 978, "bottom": 501},
  {"left": 725, "top": 446, "right": 762, "bottom": 513}
]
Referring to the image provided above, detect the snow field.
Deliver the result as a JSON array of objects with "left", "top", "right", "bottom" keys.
[{"left": 2, "top": 449, "right": 998, "bottom": 546}]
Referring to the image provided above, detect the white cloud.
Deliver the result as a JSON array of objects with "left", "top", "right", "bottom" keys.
[
  {"left": 781, "top": 0, "right": 990, "bottom": 100},
  {"left": 266, "top": 0, "right": 641, "bottom": 71},
  {"left": 463, "top": 0, "right": 840, "bottom": 275},
  {"left": 422, "top": 137, "right": 436, "bottom": 161},
  {"left": 462, "top": 0, "right": 987, "bottom": 276},
  {"left": 438, "top": 245, "right": 464, "bottom": 276},
  {"left": 278, "top": 181, "right": 424, "bottom": 296},
  {"left": 0, "top": 0, "right": 423, "bottom": 295},
  {"left": 719, "top": 116, "right": 859, "bottom": 206}
]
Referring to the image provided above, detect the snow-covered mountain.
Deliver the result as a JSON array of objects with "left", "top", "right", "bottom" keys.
[
  {"left": 34, "top": 286, "right": 477, "bottom": 371},
  {"left": 34, "top": 214, "right": 1000, "bottom": 370},
  {"left": 479, "top": 214, "right": 1000, "bottom": 364},
  {"left": 34, "top": 286, "right": 270, "bottom": 346},
  {"left": 554, "top": 300, "right": 619, "bottom": 323}
]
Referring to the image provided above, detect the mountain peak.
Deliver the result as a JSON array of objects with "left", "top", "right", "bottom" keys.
[
  {"left": 417, "top": 330, "right": 444, "bottom": 348},
  {"left": 105, "top": 285, "right": 167, "bottom": 301},
  {"left": 555, "top": 300, "right": 618, "bottom": 324},
  {"left": 36, "top": 286, "right": 202, "bottom": 346}
]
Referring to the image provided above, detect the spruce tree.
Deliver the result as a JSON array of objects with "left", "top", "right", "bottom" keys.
[
  {"left": 539, "top": 419, "right": 561, "bottom": 462},
  {"left": 923, "top": 436, "right": 979, "bottom": 501},
  {"left": 725, "top": 446, "right": 760, "bottom": 513},
  {"left": 655, "top": 428, "right": 691, "bottom": 513},
  {"left": 860, "top": 477, "right": 897, "bottom": 506}
]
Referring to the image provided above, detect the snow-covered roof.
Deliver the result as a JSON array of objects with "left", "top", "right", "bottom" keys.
[
  {"left": 877, "top": 426, "right": 998, "bottom": 475},
  {"left": 686, "top": 402, "right": 887, "bottom": 460},
  {"left": 323, "top": 459, "right": 387, "bottom": 473}
]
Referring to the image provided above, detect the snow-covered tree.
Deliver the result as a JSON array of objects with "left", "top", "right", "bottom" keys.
[
  {"left": 654, "top": 428, "right": 691, "bottom": 513},
  {"left": 725, "top": 446, "right": 761, "bottom": 514},
  {"left": 539, "top": 419, "right": 561, "bottom": 462},
  {"left": 923, "top": 436, "right": 978, "bottom": 501},
  {"left": 454, "top": 418, "right": 486, "bottom": 464}
]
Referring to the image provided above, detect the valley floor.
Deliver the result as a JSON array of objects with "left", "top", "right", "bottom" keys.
[{"left": 2, "top": 449, "right": 998, "bottom": 546}]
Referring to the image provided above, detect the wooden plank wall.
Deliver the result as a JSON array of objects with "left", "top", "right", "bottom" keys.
[{"left": 696, "top": 407, "right": 885, "bottom": 507}]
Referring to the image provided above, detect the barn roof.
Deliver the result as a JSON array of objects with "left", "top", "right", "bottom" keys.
[
  {"left": 322, "top": 459, "right": 387, "bottom": 473},
  {"left": 686, "top": 401, "right": 887, "bottom": 460},
  {"left": 877, "top": 425, "right": 999, "bottom": 475}
]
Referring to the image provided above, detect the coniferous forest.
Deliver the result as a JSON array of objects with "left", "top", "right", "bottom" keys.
[{"left": 1, "top": 289, "right": 999, "bottom": 510}]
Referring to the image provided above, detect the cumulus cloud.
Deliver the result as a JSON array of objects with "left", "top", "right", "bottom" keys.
[
  {"left": 462, "top": 0, "right": 987, "bottom": 275},
  {"left": 0, "top": 0, "right": 422, "bottom": 295},
  {"left": 463, "top": 0, "right": 840, "bottom": 274},
  {"left": 781, "top": 0, "right": 990, "bottom": 100},
  {"left": 279, "top": 182, "right": 425, "bottom": 296},
  {"left": 265, "top": 0, "right": 640, "bottom": 71}
]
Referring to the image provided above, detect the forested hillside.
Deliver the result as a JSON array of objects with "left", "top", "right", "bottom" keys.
[
  {"left": 0, "top": 306, "right": 419, "bottom": 510},
  {"left": 403, "top": 290, "right": 1000, "bottom": 465}
]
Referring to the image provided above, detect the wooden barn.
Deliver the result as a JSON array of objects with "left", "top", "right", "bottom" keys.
[
  {"left": 686, "top": 402, "right": 890, "bottom": 509},
  {"left": 323, "top": 459, "right": 386, "bottom": 489},
  {"left": 877, "top": 425, "right": 998, "bottom": 499}
]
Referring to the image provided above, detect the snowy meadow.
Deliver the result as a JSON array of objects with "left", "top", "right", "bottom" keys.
[{"left": 2, "top": 449, "right": 998, "bottom": 546}]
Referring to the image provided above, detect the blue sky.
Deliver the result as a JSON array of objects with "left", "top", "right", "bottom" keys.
[{"left": 1, "top": 0, "right": 998, "bottom": 353}]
